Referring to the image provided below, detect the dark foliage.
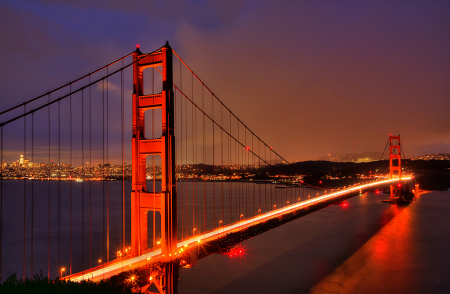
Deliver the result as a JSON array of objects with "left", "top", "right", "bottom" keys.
[{"left": 0, "top": 272, "right": 134, "bottom": 294}]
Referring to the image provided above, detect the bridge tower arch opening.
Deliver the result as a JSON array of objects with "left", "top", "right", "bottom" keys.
[{"left": 131, "top": 43, "right": 177, "bottom": 261}]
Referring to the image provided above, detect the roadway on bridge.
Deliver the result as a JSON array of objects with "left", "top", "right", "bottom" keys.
[{"left": 67, "top": 177, "right": 411, "bottom": 282}]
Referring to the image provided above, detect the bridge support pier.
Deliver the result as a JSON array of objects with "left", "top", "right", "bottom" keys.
[{"left": 138, "top": 262, "right": 179, "bottom": 294}]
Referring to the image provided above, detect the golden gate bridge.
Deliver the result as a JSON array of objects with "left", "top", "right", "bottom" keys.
[{"left": 0, "top": 43, "right": 414, "bottom": 293}]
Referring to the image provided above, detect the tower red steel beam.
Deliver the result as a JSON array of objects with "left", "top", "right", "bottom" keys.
[
  {"left": 389, "top": 134, "right": 402, "bottom": 201},
  {"left": 382, "top": 134, "right": 411, "bottom": 204},
  {"left": 131, "top": 42, "right": 178, "bottom": 293}
]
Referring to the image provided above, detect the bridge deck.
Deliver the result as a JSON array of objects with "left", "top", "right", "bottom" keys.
[{"left": 67, "top": 177, "right": 411, "bottom": 282}]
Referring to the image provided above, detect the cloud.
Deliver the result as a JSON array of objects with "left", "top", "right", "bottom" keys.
[{"left": 1, "top": 0, "right": 449, "bottom": 161}]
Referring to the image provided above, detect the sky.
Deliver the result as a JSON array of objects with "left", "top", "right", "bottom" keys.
[{"left": 1, "top": 0, "right": 449, "bottom": 163}]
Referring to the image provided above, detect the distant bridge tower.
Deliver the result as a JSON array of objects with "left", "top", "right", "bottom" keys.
[
  {"left": 389, "top": 135, "right": 402, "bottom": 201},
  {"left": 131, "top": 43, "right": 178, "bottom": 293}
]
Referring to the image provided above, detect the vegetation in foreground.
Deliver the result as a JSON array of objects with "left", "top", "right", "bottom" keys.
[{"left": 0, "top": 272, "right": 134, "bottom": 294}]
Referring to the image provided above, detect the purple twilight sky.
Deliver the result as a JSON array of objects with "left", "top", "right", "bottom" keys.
[{"left": 1, "top": 0, "right": 449, "bottom": 163}]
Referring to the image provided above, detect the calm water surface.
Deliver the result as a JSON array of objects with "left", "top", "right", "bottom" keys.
[
  {"left": 0, "top": 180, "right": 315, "bottom": 278},
  {"left": 178, "top": 190, "right": 450, "bottom": 294},
  {"left": 2, "top": 180, "right": 449, "bottom": 293}
]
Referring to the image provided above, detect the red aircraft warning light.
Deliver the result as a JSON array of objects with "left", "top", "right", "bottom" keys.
[{"left": 245, "top": 147, "right": 250, "bottom": 151}]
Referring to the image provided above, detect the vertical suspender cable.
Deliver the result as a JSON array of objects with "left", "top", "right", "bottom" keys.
[
  {"left": 23, "top": 105, "right": 26, "bottom": 281},
  {"left": 81, "top": 89, "right": 85, "bottom": 271},
  {"left": 202, "top": 87, "right": 206, "bottom": 232},
  {"left": 234, "top": 133, "right": 239, "bottom": 221},
  {"left": 252, "top": 135, "right": 254, "bottom": 216},
  {"left": 102, "top": 79, "right": 105, "bottom": 262},
  {"left": 106, "top": 68, "right": 110, "bottom": 262},
  {"left": 69, "top": 84, "right": 73, "bottom": 275},
  {"left": 245, "top": 130, "right": 247, "bottom": 218},
  {"left": 48, "top": 94, "right": 51, "bottom": 278},
  {"left": 237, "top": 123, "right": 239, "bottom": 220},
  {"left": 180, "top": 94, "right": 184, "bottom": 239},
  {"left": 152, "top": 67, "right": 155, "bottom": 250},
  {"left": 30, "top": 112, "right": 34, "bottom": 278},
  {"left": 89, "top": 75, "right": 92, "bottom": 268},
  {"left": 121, "top": 64, "right": 125, "bottom": 252},
  {"left": 234, "top": 134, "right": 240, "bottom": 221},
  {"left": 229, "top": 112, "right": 232, "bottom": 224},
  {"left": 258, "top": 140, "right": 260, "bottom": 214},
  {"left": 58, "top": 101, "right": 61, "bottom": 272},
  {"left": 185, "top": 86, "right": 188, "bottom": 237},
  {"left": 212, "top": 94, "right": 215, "bottom": 229},
  {"left": 221, "top": 107, "right": 224, "bottom": 225},
  {"left": 180, "top": 64, "right": 183, "bottom": 240},
  {"left": 194, "top": 79, "right": 198, "bottom": 233},
  {"left": 191, "top": 74, "right": 195, "bottom": 233}
]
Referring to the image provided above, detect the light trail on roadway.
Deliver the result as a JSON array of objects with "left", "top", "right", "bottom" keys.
[{"left": 69, "top": 177, "right": 411, "bottom": 282}]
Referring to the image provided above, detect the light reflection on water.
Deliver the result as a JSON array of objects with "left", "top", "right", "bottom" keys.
[{"left": 178, "top": 191, "right": 450, "bottom": 294}]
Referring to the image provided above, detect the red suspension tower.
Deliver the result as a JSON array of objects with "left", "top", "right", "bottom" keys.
[
  {"left": 383, "top": 134, "right": 410, "bottom": 203},
  {"left": 389, "top": 135, "right": 402, "bottom": 201},
  {"left": 131, "top": 42, "right": 178, "bottom": 288}
]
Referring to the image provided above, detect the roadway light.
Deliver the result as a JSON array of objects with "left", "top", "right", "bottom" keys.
[{"left": 60, "top": 267, "right": 66, "bottom": 279}]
